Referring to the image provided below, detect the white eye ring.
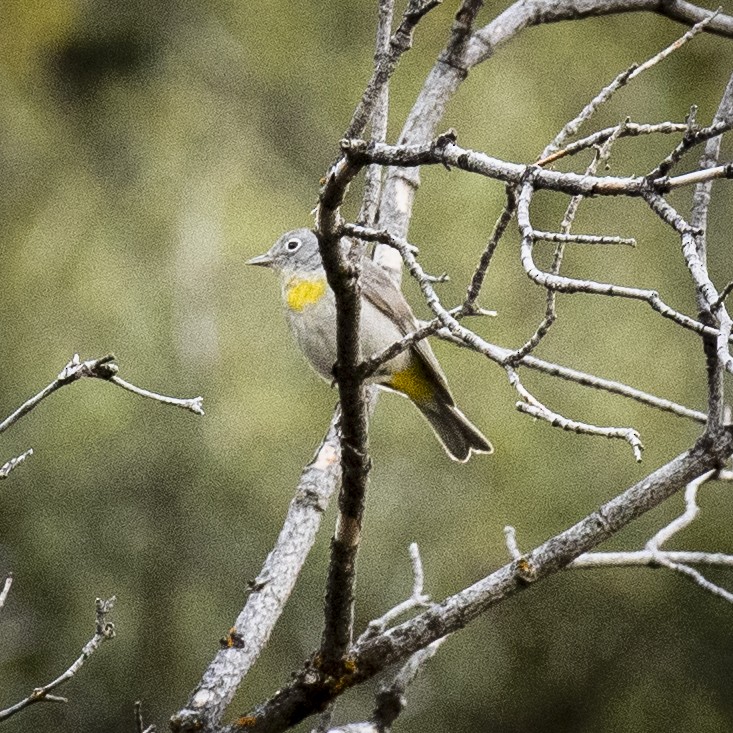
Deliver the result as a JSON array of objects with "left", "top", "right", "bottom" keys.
[{"left": 286, "top": 238, "right": 302, "bottom": 252}]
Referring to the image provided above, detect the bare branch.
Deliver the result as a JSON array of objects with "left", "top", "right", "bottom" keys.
[
  {"left": 516, "top": 180, "right": 726, "bottom": 342},
  {"left": 341, "top": 224, "right": 707, "bottom": 429},
  {"left": 0, "top": 354, "right": 203, "bottom": 438},
  {"left": 464, "top": 187, "right": 516, "bottom": 310},
  {"left": 0, "top": 596, "right": 116, "bottom": 722},
  {"left": 504, "top": 526, "right": 522, "bottom": 560},
  {"left": 510, "top": 372, "right": 644, "bottom": 461},
  {"left": 172, "top": 414, "right": 342, "bottom": 730},
  {"left": 109, "top": 375, "right": 204, "bottom": 415},
  {"left": 0, "top": 449, "right": 34, "bottom": 480},
  {"left": 345, "top": 0, "right": 442, "bottom": 141},
  {"left": 229, "top": 437, "right": 733, "bottom": 732},
  {"left": 538, "top": 121, "right": 689, "bottom": 166},
  {"left": 359, "top": 543, "right": 431, "bottom": 643},
  {"left": 358, "top": 0, "right": 395, "bottom": 228},
  {"left": 316, "top": 158, "right": 372, "bottom": 673}
]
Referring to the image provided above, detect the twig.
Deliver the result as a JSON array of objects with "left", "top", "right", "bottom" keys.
[
  {"left": 689, "top": 70, "right": 733, "bottom": 432},
  {"left": 531, "top": 231, "right": 635, "bottom": 246},
  {"left": 0, "top": 575, "right": 12, "bottom": 611},
  {"left": 109, "top": 376, "right": 204, "bottom": 415},
  {"left": 509, "top": 369, "right": 644, "bottom": 461},
  {"left": 359, "top": 543, "right": 431, "bottom": 642},
  {"left": 341, "top": 224, "right": 707, "bottom": 428},
  {"left": 0, "top": 354, "right": 203, "bottom": 437},
  {"left": 537, "top": 122, "right": 688, "bottom": 166},
  {"left": 464, "top": 187, "right": 516, "bottom": 310},
  {"left": 135, "top": 700, "right": 157, "bottom": 733},
  {"left": 504, "top": 526, "right": 521, "bottom": 560},
  {"left": 0, "top": 449, "right": 34, "bottom": 480},
  {"left": 571, "top": 471, "right": 733, "bottom": 603},
  {"left": 516, "top": 180, "right": 725, "bottom": 343},
  {"left": 629, "top": 8, "right": 719, "bottom": 78},
  {"left": 0, "top": 596, "right": 116, "bottom": 722},
  {"left": 358, "top": 0, "right": 395, "bottom": 228},
  {"left": 345, "top": 0, "right": 442, "bottom": 141}
]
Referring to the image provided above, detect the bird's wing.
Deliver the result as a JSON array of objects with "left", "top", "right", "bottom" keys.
[{"left": 361, "top": 257, "right": 454, "bottom": 405}]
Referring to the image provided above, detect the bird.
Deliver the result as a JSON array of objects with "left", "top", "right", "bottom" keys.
[{"left": 247, "top": 228, "right": 493, "bottom": 461}]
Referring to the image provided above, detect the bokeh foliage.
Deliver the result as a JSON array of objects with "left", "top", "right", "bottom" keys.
[{"left": 1, "top": 1, "right": 732, "bottom": 731}]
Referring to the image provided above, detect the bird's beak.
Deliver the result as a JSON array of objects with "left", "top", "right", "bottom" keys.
[{"left": 246, "top": 251, "right": 274, "bottom": 267}]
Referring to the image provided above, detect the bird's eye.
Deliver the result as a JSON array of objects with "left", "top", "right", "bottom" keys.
[{"left": 286, "top": 238, "right": 301, "bottom": 252}]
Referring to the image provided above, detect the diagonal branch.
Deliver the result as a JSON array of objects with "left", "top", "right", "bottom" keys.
[
  {"left": 0, "top": 597, "right": 116, "bottom": 722},
  {"left": 171, "top": 414, "right": 342, "bottom": 731},
  {"left": 228, "top": 431, "right": 733, "bottom": 733}
]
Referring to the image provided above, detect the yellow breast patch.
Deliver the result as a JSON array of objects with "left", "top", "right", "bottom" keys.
[
  {"left": 388, "top": 362, "right": 435, "bottom": 404},
  {"left": 285, "top": 277, "right": 327, "bottom": 312}
]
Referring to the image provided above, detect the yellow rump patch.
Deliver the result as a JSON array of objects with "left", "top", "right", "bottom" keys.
[
  {"left": 285, "top": 277, "right": 327, "bottom": 312},
  {"left": 388, "top": 362, "right": 435, "bottom": 404}
]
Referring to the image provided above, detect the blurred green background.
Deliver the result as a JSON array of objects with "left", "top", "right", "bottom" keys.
[{"left": 1, "top": 1, "right": 733, "bottom": 731}]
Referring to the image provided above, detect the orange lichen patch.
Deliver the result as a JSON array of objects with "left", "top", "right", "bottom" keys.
[
  {"left": 235, "top": 715, "right": 257, "bottom": 728},
  {"left": 388, "top": 361, "right": 435, "bottom": 403},
  {"left": 329, "top": 656, "right": 359, "bottom": 693},
  {"left": 220, "top": 627, "right": 245, "bottom": 649},
  {"left": 285, "top": 277, "right": 327, "bottom": 311}
]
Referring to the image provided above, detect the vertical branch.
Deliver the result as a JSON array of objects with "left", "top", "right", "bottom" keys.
[
  {"left": 689, "top": 71, "right": 733, "bottom": 432},
  {"left": 377, "top": 0, "right": 484, "bottom": 276},
  {"left": 359, "top": 0, "right": 395, "bottom": 229}
]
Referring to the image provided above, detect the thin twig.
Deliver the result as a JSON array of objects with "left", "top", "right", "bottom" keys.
[
  {"left": 516, "top": 180, "right": 727, "bottom": 343},
  {"left": 0, "top": 596, "right": 116, "bottom": 722},
  {"left": 504, "top": 526, "right": 521, "bottom": 560},
  {"left": 509, "top": 369, "right": 644, "bottom": 461},
  {"left": 341, "top": 224, "right": 707, "bottom": 427},
  {"left": 109, "top": 375, "right": 204, "bottom": 415},
  {"left": 0, "top": 449, "right": 34, "bottom": 480},
  {"left": 0, "top": 575, "right": 12, "bottom": 611},
  {"left": 358, "top": 0, "right": 395, "bottom": 228},
  {"left": 538, "top": 122, "right": 688, "bottom": 166},
  {"left": 464, "top": 187, "right": 516, "bottom": 310},
  {"left": 359, "top": 543, "right": 431, "bottom": 642},
  {"left": 0, "top": 354, "right": 203, "bottom": 438}
]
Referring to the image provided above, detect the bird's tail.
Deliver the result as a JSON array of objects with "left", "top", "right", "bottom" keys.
[{"left": 418, "top": 400, "right": 494, "bottom": 462}]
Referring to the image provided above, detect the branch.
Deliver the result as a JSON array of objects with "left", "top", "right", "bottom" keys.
[
  {"left": 358, "top": 543, "right": 431, "bottom": 643},
  {"left": 344, "top": 0, "right": 441, "bottom": 141},
  {"left": 229, "top": 432, "right": 733, "bottom": 732},
  {"left": 0, "top": 354, "right": 203, "bottom": 437},
  {"left": 171, "top": 414, "right": 342, "bottom": 731},
  {"left": 571, "top": 470, "right": 733, "bottom": 603},
  {"left": 315, "top": 157, "right": 372, "bottom": 672},
  {"left": 357, "top": 0, "right": 395, "bottom": 228},
  {"left": 377, "top": 0, "right": 733, "bottom": 242},
  {"left": 0, "top": 596, "right": 116, "bottom": 722},
  {"left": 342, "top": 224, "right": 706, "bottom": 428},
  {"left": 0, "top": 449, "right": 34, "bottom": 480},
  {"left": 689, "top": 69, "right": 733, "bottom": 432},
  {"left": 0, "top": 575, "right": 12, "bottom": 612}
]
